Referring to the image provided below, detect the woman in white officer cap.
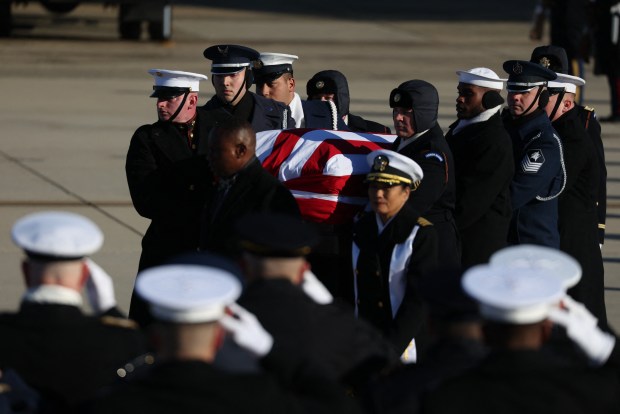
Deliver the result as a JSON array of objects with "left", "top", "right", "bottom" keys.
[{"left": 351, "top": 149, "right": 438, "bottom": 363}]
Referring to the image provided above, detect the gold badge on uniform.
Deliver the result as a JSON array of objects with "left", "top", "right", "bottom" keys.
[
  {"left": 373, "top": 155, "right": 389, "bottom": 172},
  {"left": 513, "top": 62, "right": 523, "bottom": 75},
  {"left": 539, "top": 57, "right": 551, "bottom": 68},
  {"left": 316, "top": 80, "right": 325, "bottom": 89}
]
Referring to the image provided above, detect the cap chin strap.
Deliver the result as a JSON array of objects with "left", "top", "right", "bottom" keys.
[
  {"left": 226, "top": 69, "right": 248, "bottom": 109},
  {"left": 168, "top": 92, "right": 190, "bottom": 123},
  {"left": 548, "top": 90, "right": 565, "bottom": 121},
  {"left": 517, "top": 86, "right": 544, "bottom": 118}
]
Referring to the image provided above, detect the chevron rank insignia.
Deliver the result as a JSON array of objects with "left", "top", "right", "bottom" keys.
[{"left": 521, "top": 149, "right": 545, "bottom": 173}]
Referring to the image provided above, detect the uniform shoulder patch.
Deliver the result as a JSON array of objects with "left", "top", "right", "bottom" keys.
[
  {"left": 100, "top": 316, "right": 139, "bottom": 330},
  {"left": 521, "top": 149, "right": 545, "bottom": 173},
  {"left": 424, "top": 152, "right": 444, "bottom": 162},
  {"left": 417, "top": 217, "right": 433, "bottom": 226}
]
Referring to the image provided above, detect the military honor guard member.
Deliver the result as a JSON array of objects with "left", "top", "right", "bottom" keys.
[
  {"left": 254, "top": 52, "right": 346, "bottom": 129},
  {"left": 88, "top": 263, "right": 354, "bottom": 414},
  {"left": 423, "top": 263, "right": 620, "bottom": 414},
  {"left": 307, "top": 69, "right": 392, "bottom": 133},
  {"left": 201, "top": 44, "right": 293, "bottom": 131},
  {"left": 352, "top": 149, "right": 438, "bottom": 362},
  {"left": 389, "top": 80, "right": 461, "bottom": 267},
  {"left": 235, "top": 212, "right": 399, "bottom": 389},
  {"left": 1, "top": 211, "right": 146, "bottom": 411},
  {"left": 538, "top": 70, "right": 607, "bottom": 328},
  {"left": 445, "top": 68, "right": 514, "bottom": 268},
  {"left": 530, "top": 45, "right": 608, "bottom": 247},
  {"left": 502, "top": 60, "right": 566, "bottom": 248},
  {"left": 126, "top": 69, "right": 211, "bottom": 326}
]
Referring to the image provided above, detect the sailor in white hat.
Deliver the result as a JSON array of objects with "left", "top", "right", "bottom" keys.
[
  {"left": 545, "top": 72, "right": 586, "bottom": 122},
  {"left": 4, "top": 211, "right": 146, "bottom": 408},
  {"left": 254, "top": 52, "right": 344, "bottom": 129},
  {"left": 445, "top": 67, "right": 513, "bottom": 268},
  {"left": 353, "top": 149, "right": 436, "bottom": 362}
]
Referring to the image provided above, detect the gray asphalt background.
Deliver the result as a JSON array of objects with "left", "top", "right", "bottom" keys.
[{"left": 2, "top": 2, "right": 620, "bottom": 329}]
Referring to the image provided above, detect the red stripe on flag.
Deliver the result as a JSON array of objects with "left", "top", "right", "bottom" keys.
[
  {"left": 296, "top": 197, "right": 365, "bottom": 224},
  {"left": 285, "top": 175, "right": 367, "bottom": 198},
  {"left": 261, "top": 129, "right": 310, "bottom": 176}
]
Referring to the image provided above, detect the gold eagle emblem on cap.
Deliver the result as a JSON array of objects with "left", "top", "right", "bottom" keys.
[
  {"left": 155, "top": 71, "right": 163, "bottom": 77},
  {"left": 316, "top": 80, "right": 324, "bottom": 89},
  {"left": 539, "top": 57, "right": 551, "bottom": 68},
  {"left": 373, "top": 155, "right": 389, "bottom": 172},
  {"left": 393, "top": 93, "right": 401, "bottom": 103},
  {"left": 512, "top": 62, "right": 523, "bottom": 75}
]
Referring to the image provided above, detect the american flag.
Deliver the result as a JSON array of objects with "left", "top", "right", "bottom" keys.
[{"left": 256, "top": 129, "right": 397, "bottom": 224}]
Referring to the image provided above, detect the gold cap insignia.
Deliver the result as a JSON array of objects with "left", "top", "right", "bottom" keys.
[
  {"left": 217, "top": 46, "right": 229, "bottom": 56},
  {"left": 539, "top": 57, "right": 551, "bottom": 68},
  {"left": 155, "top": 71, "right": 163, "bottom": 77},
  {"left": 393, "top": 93, "right": 401, "bottom": 103},
  {"left": 316, "top": 80, "right": 324, "bottom": 89},
  {"left": 513, "top": 62, "right": 523, "bottom": 75},
  {"left": 373, "top": 155, "right": 389, "bottom": 172}
]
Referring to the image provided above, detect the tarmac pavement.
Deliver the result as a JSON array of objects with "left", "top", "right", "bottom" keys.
[{"left": 2, "top": 3, "right": 620, "bottom": 329}]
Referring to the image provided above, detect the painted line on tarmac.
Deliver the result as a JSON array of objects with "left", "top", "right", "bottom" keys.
[{"left": 0, "top": 150, "right": 144, "bottom": 237}]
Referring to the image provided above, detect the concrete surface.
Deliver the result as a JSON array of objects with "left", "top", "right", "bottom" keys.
[{"left": 2, "top": 3, "right": 620, "bottom": 329}]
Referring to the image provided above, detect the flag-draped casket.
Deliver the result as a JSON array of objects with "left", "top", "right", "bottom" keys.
[{"left": 256, "top": 129, "right": 397, "bottom": 225}]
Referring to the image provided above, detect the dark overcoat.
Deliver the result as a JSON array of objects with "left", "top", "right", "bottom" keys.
[
  {"left": 445, "top": 111, "right": 514, "bottom": 267},
  {"left": 392, "top": 124, "right": 460, "bottom": 267},
  {"left": 0, "top": 303, "right": 146, "bottom": 411},
  {"left": 553, "top": 106, "right": 607, "bottom": 327}
]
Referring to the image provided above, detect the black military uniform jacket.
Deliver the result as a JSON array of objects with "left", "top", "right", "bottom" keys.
[
  {"left": 202, "top": 91, "right": 293, "bottom": 131},
  {"left": 445, "top": 111, "right": 514, "bottom": 267},
  {"left": 577, "top": 105, "right": 607, "bottom": 244},
  {"left": 553, "top": 106, "right": 607, "bottom": 327},
  {"left": 239, "top": 278, "right": 399, "bottom": 388},
  {"left": 423, "top": 349, "right": 620, "bottom": 414},
  {"left": 200, "top": 157, "right": 300, "bottom": 258},
  {"left": 126, "top": 109, "right": 212, "bottom": 271},
  {"left": 87, "top": 359, "right": 352, "bottom": 414},
  {"left": 0, "top": 303, "right": 146, "bottom": 410},
  {"left": 352, "top": 204, "right": 438, "bottom": 356},
  {"left": 392, "top": 124, "right": 460, "bottom": 267}
]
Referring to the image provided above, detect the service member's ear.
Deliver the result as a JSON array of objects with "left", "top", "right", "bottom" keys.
[
  {"left": 481, "top": 90, "right": 504, "bottom": 110},
  {"left": 235, "top": 143, "right": 247, "bottom": 158}
]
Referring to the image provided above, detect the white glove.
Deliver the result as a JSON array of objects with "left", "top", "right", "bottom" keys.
[
  {"left": 84, "top": 259, "right": 117, "bottom": 314},
  {"left": 302, "top": 270, "right": 333, "bottom": 304},
  {"left": 549, "top": 295, "right": 616, "bottom": 365},
  {"left": 219, "top": 303, "right": 273, "bottom": 357}
]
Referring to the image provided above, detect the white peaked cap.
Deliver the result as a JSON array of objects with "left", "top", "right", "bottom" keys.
[
  {"left": 259, "top": 52, "right": 299, "bottom": 66},
  {"left": 462, "top": 265, "right": 564, "bottom": 324},
  {"left": 547, "top": 72, "right": 586, "bottom": 94},
  {"left": 136, "top": 265, "right": 242, "bottom": 324},
  {"left": 456, "top": 67, "right": 506, "bottom": 90},
  {"left": 489, "top": 244, "right": 582, "bottom": 290},
  {"left": 148, "top": 69, "right": 209, "bottom": 91},
  {"left": 12, "top": 211, "right": 103, "bottom": 259}
]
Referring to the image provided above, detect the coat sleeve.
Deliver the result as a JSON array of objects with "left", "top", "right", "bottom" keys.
[
  {"left": 587, "top": 115, "right": 607, "bottom": 244},
  {"left": 388, "top": 225, "right": 438, "bottom": 354},
  {"left": 407, "top": 151, "right": 449, "bottom": 216}
]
